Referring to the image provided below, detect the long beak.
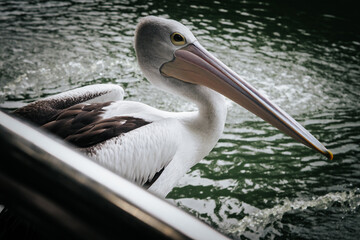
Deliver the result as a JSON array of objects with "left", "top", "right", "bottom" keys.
[{"left": 160, "top": 41, "right": 333, "bottom": 160}]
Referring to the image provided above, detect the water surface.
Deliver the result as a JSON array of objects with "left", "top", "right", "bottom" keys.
[{"left": 1, "top": 1, "right": 360, "bottom": 239}]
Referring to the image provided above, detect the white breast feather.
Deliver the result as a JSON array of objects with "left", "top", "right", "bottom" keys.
[{"left": 85, "top": 118, "right": 184, "bottom": 185}]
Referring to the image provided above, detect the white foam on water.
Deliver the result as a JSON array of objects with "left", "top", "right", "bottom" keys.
[{"left": 227, "top": 189, "right": 360, "bottom": 238}]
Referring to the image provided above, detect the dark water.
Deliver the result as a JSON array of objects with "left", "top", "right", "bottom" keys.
[{"left": 1, "top": 1, "right": 360, "bottom": 239}]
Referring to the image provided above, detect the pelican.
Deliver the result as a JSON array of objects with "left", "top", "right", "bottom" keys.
[{"left": 13, "top": 16, "right": 333, "bottom": 198}]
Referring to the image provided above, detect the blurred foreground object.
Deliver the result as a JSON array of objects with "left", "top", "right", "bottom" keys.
[{"left": 0, "top": 111, "right": 228, "bottom": 240}]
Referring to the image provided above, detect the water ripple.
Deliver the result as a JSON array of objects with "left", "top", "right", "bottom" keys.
[{"left": 227, "top": 190, "right": 360, "bottom": 239}]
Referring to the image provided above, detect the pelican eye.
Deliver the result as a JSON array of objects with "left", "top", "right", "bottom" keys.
[{"left": 170, "top": 32, "right": 186, "bottom": 46}]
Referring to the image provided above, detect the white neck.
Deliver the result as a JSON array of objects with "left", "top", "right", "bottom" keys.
[
  {"left": 148, "top": 83, "right": 228, "bottom": 197},
  {"left": 188, "top": 84, "right": 227, "bottom": 132},
  {"left": 172, "top": 81, "right": 228, "bottom": 159}
]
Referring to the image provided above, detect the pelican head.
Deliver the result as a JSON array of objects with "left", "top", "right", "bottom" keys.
[
  {"left": 134, "top": 16, "right": 333, "bottom": 160},
  {"left": 135, "top": 16, "right": 196, "bottom": 92}
]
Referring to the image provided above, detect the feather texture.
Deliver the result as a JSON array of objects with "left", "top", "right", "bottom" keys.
[{"left": 41, "top": 102, "right": 150, "bottom": 148}]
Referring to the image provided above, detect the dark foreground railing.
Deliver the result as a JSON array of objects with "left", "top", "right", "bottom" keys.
[{"left": 0, "top": 111, "right": 228, "bottom": 240}]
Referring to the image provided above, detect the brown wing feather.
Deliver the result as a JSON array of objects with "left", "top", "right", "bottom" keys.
[
  {"left": 13, "top": 91, "right": 111, "bottom": 126},
  {"left": 41, "top": 102, "right": 151, "bottom": 148}
]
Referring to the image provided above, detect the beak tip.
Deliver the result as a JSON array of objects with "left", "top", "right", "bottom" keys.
[{"left": 326, "top": 149, "right": 334, "bottom": 160}]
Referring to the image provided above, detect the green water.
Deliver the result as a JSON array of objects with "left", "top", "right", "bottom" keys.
[{"left": 1, "top": 1, "right": 360, "bottom": 239}]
